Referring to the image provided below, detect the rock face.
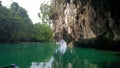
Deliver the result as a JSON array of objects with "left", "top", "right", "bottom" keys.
[{"left": 52, "top": 0, "right": 120, "bottom": 47}]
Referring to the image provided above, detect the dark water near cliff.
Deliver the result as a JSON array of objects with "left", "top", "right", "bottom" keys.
[{"left": 0, "top": 43, "right": 120, "bottom": 68}]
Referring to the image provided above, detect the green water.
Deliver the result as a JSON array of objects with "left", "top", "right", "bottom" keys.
[
  {"left": 0, "top": 43, "right": 56, "bottom": 68},
  {"left": 0, "top": 43, "right": 120, "bottom": 68}
]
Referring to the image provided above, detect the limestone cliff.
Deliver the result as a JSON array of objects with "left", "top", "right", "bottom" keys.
[{"left": 52, "top": 0, "right": 120, "bottom": 48}]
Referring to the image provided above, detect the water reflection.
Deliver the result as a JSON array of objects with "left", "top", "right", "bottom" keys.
[
  {"left": 0, "top": 43, "right": 56, "bottom": 68},
  {"left": 30, "top": 39, "right": 68, "bottom": 68},
  {"left": 29, "top": 41, "right": 120, "bottom": 68},
  {"left": 56, "top": 39, "right": 67, "bottom": 54},
  {"left": 52, "top": 48, "right": 97, "bottom": 68},
  {"left": 30, "top": 48, "right": 98, "bottom": 68},
  {"left": 30, "top": 56, "right": 54, "bottom": 68},
  {"left": 52, "top": 47, "right": 120, "bottom": 68}
]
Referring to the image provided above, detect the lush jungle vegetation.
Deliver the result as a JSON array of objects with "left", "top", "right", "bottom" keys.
[{"left": 0, "top": 2, "right": 53, "bottom": 43}]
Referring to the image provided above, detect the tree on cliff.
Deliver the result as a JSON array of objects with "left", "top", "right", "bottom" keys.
[{"left": 38, "top": 2, "right": 54, "bottom": 24}]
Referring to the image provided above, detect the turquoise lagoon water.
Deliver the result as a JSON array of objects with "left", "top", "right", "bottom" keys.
[{"left": 0, "top": 43, "right": 120, "bottom": 68}]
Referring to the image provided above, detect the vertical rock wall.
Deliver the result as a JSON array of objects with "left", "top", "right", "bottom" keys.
[{"left": 53, "top": 0, "right": 120, "bottom": 46}]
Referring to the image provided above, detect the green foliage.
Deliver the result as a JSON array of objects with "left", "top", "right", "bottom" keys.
[
  {"left": 0, "top": 6, "right": 16, "bottom": 42},
  {"left": 0, "top": 2, "right": 33, "bottom": 43},
  {"left": 11, "top": 2, "right": 19, "bottom": 11},
  {"left": 0, "top": 1, "right": 2, "bottom": 6},
  {"left": 38, "top": 3, "right": 54, "bottom": 24},
  {"left": 0, "top": 2, "right": 53, "bottom": 43},
  {"left": 33, "top": 23, "right": 53, "bottom": 42}
]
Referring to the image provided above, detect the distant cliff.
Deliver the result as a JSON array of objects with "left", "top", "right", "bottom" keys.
[{"left": 52, "top": 0, "right": 120, "bottom": 50}]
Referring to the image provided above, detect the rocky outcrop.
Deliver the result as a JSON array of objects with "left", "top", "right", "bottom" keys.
[{"left": 52, "top": 0, "right": 120, "bottom": 48}]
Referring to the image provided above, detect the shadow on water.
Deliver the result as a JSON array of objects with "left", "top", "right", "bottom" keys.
[
  {"left": 0, "top": 42, "right": 120, "bottom": 68},
  {"left": 52, "top": 47, "right": 120, "bottom": 68}
]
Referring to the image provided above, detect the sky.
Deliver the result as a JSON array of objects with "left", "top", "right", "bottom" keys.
[{"left": 1, "top": 0, "right": 50, "bottom": 24}]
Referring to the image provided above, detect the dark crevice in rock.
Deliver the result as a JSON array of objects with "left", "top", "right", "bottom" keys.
[{"left": 52, "top": 0, "right": 120, "bottom": 50}]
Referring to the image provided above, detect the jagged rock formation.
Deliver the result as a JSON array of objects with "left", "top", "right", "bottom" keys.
[{"left": 52, "top": 0, "right": 120, "bottom": 49}]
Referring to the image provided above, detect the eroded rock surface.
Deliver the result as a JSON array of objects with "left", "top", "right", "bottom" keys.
[{"left": 52, "top": 0, "right": 120, "bottom": 47}]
